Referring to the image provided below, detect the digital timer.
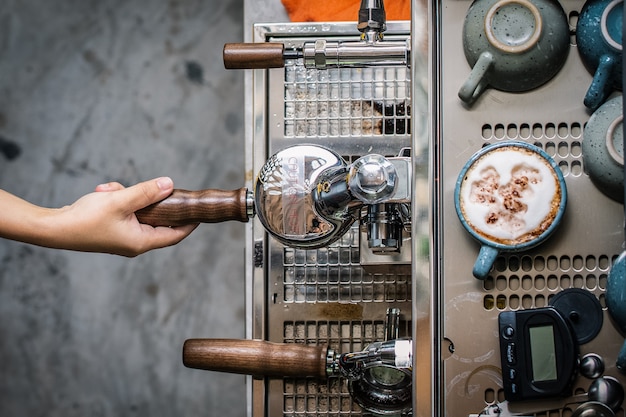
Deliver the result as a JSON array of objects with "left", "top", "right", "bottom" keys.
[{"left": 498, "top": 307, "right": 578, "bottom": 402}]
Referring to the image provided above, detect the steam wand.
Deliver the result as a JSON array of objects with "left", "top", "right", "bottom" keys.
[{"left": 222, "top": 0, "right": 410, "bottom": 69}]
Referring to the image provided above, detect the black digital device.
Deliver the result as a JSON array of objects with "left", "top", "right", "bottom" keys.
[{"left": 498, "top": 307, "right": 578, "bottom": 402}]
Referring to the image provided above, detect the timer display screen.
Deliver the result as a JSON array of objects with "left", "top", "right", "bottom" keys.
[
  {"left": 499, "top": 307, "right": 577, "bottom": 401},
  {"left": 529, "top": 325, "right": 557, "bottom": 382}
]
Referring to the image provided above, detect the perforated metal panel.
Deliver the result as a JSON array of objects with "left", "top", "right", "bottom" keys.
[
  {"left": 282, "top": 64, "right": 411, "bottom": 139},
  {"left": 437, "top": 1, "right": 626, "bottom": 415},
  {"left": 282, "top": 229, "right": 412, "bottom": 305}
]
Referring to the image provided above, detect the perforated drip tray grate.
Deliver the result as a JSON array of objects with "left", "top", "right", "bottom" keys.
[
  {"left": 248, "top": 22, "right": 412, "bottom": 417},
  {"left": 282, "top": 227, "right": 412, "bottom": 304},
  {"left": 438, "top": 1, "right": 626, "bottom": 415}
]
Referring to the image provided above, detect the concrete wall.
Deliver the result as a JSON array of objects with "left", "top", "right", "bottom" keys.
[{"left": 0, "top": 1, "right": 248, "bottom": 415}]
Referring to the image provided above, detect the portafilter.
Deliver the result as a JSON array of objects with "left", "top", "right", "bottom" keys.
[
  {"left": 136, "top": 144, "right": 411, "bottom": 250},
  {"left": 182, "top": 309, "right": 412, "bottom": 415}
]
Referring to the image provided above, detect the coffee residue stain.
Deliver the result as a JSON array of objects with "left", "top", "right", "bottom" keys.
[{"left": 316, "top": 303, "right": 363, "bottom": 320}]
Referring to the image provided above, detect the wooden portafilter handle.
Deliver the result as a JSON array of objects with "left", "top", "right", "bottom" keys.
[
  {"left": 182, "top": 339, "right": 329, "bottom": 378},
  {"left": 135, "top": 188, "right": 251, "bottom": 227},
  {"left": 223, "top": 43, "right": 288, "bottom": 69}
]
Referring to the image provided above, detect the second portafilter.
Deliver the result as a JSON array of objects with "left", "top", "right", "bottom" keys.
[
  {"left": 136, "top": 144, "right": 411, "bottom": 250},
  {"left": 182, "top": 308, "right": 413, "bottom": 415}
]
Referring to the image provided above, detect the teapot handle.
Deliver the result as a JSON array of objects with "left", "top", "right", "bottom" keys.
[{"left": 584, "top": 54, "right": 617, "bottom": 111}]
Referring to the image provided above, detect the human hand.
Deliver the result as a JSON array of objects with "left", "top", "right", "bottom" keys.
[{"left": 56, "top": 177, "right": 198, "bottom": 256}]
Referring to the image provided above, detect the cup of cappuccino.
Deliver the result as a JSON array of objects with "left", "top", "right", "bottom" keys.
[{"left": 454, "top": 141, "right": 567, "bottom": 280}]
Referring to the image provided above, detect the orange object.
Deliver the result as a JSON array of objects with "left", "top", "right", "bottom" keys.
[{"left": 281, "top": 0, "right": 411, "bottom": 22}]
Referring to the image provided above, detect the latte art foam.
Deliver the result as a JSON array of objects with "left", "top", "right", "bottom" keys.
[{"left": 460, "top": 146, "right": 561, "bottom": 245}]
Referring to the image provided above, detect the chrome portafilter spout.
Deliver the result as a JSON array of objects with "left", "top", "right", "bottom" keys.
[
  {"left": 364, "top": 203, "right": 408, "bottom": 253},
  {"left": 360, "top": 147, "right": 411, "bottom": 257},
  {"left": 324, "top": 339, "right": 413, "bottom": 416},
  {"left": 345, "top": 307, "right": 413, "bottom": 416},
  {"left": 322, "top": 308, "right": 412, "bottom": 415},
  {"left": 222, "top": 0, "right": 410, "bottom": 70},
  {"left": 329, "top": 308, "right": 406, "bottom": 378},
  {"left": 313, "top": 148, "right": 412, "bottom": 254}
]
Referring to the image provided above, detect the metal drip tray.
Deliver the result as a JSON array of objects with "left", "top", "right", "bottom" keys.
[{"left": 245, "top": 21, "right": 413, "bottom": 417}]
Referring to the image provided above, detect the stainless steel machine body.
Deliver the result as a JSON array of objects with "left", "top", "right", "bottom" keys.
[{"left": 244, "top": 20, "right": 419, "bottom": 417}]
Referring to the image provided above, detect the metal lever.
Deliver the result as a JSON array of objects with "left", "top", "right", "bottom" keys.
[
  {"left": 223, "top": 39, "right": 409, "bottom": 70},
  {"left": 222, "top": 0, "right": 410, "bottom": 70}
]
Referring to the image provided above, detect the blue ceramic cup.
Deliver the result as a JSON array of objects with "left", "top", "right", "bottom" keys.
[
  {"left": 459, "top": 0, "right": 570, "bottom": 105},
  {"left": 576, "top": 0, "right": 623, "bottom": 111},
  {"left": 582, "top": 95, "right": 624, "bottom": 202},
  {"left": 455, "top": 141, "right": 567, "bottom": 280},
  {"left": 607, "top": 251, "right": 626, "bottom": 370}
]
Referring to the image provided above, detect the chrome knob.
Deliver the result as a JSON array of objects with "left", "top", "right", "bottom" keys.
[{"left": 349, "top": 154, "right": 397, "bottom": 204}]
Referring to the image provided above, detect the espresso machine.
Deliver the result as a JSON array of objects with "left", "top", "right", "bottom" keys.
[
  {"left": 137, "top": 1, "right": 420, "bottom": 415},
  {"left": 140, "top": 0, "right": 626, "bottom": 415}
]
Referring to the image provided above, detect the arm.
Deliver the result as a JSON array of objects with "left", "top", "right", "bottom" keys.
[{"left": 0, "top": 177, "right": 198, "bottom": 257}]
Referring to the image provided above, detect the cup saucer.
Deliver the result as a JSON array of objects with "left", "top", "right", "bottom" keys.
[{"left": 582, "top": 95, "right": 624, "bottom": 203}]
